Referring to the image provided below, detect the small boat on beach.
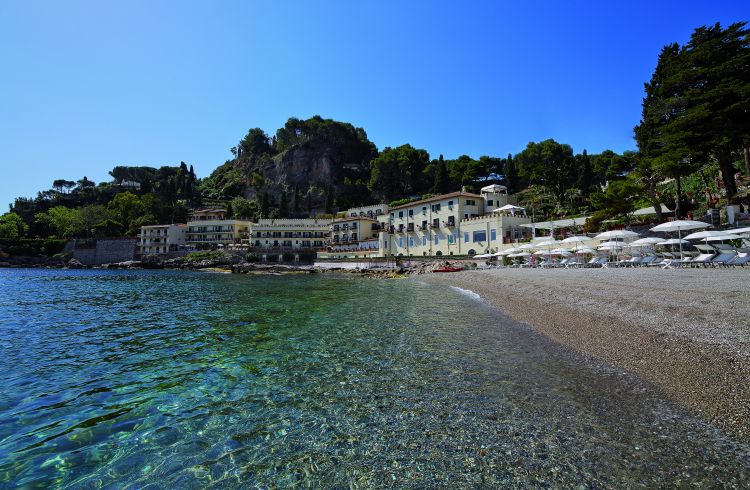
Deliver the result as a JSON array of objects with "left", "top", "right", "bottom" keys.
[{"left": 432, "top": 266, "right": 463, "bottom": 273}]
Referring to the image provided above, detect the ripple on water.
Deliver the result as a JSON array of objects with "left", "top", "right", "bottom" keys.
[{"left": 0, "top": 268, "right": 748, "bottom": 487}]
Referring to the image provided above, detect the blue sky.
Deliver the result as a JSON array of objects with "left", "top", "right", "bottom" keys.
[{"left": 1, "top": 1, "right": 747, "bottom": 210}]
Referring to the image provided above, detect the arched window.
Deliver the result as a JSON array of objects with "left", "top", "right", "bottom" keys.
[{"left": 468, "top": 249, "right": 476, "bottom": 256}]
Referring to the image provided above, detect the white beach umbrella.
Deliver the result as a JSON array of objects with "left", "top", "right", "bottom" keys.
[
  {"left": 594, "top": 230, "right": 640, "bottom": 241},
  {"left": 473, "top": 253, "right": 492, "bottom": 259},
  {"left": 657, "top": 238, "right": 689, "bottom": 246},
  {"left": 535, "top": 239, "right": 560, "bottom": 248},
  {"left": 598, "top": 240, "right": 625, "bottom": 249},
  {"left": 550, "top": 248, "right": 573, "bottom": 255},
  {"left": 533, "top": 250, "right": 549, "bottom": 256},
  {"left": 491, "top": 250, "right": 507, "bottom": 257},
  {"left": 683, "top": 230, "right": 733, "bottom": 240},
  {"left": 628, "top": 237, "right": 663, "bottom": 246},
  {"left": 561, "top": 236, "right": 592, "bottom": 245},
  {"left": 492, "top": 204, "right": 525, "bottom": 214},
  {"left": 702, "top": 234, "right": 742, "bottom": 242},
  {"left": 510, "top": 251, "right": 531, "bottom": 257},
  {"left": 574, "top": 246, "right": 597, "bottom": 254},
  {"left": 728, "top": 227, "right": 750, "bottom": 235},
  {"left": 503, "top": 247, "right": 522, "bottom": 254},
  {"left": 650, "top": 220, "right": 710, "bottom": 259},
  {"left": 518, "top": 243, "right": 536, "bottom": 250}
]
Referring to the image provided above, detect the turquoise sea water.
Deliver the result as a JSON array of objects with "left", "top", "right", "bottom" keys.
[{"left": 0, "top": 269, "right": 748, "bottom": 488}]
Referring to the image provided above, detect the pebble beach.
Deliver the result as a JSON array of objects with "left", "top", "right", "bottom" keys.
[{"left": 420, "top": 267, "right": 750, "bottom": 440}]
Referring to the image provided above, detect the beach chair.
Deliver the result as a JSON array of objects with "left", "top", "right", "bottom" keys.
[
  {"left": 619, "top": 256, "right": 642, "bottom": 267},
  {"left": 711, "top": 252, "right": 737, "bottom": 267},
  {"left": 639, "top": 255, "right": 657, "bottom": 267},
  {"left": 727, "top": 253, "right": 750, "bottom": 267},
  {"left": 690, "top": 253, "right": 716, "bottom": 267}
]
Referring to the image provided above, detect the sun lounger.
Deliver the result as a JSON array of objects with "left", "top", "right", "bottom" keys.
[
  {"left": 661, "top": 258, "right": 686, "bottom": 269},
  {"left": 711, "top": 252, "right": 737, "bottom": 267},
  {"left": 727, "top": 253, "right": 750, "bottom": 267},
  {"left": 690, "top": 253, "right": 716, "bottom": 267}
]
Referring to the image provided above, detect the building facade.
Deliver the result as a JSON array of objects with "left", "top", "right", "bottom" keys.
[
  {"left": 186, "top": 219, "right": 252, "bottom": 249},
  {"left": 248, "top": 219, "right": 330, "bottom": 262},
  {"left": 342, "top": 204, "right": 389, "bottom": 219},
  {"left": 138, "top": 224, "right": 187, "bottom": 255},
  {"left": 385, "top": 185, "right": 529, "bottom": 257},
  {"left": 319, "top": 216, "right": 383, "bottom": 259}
]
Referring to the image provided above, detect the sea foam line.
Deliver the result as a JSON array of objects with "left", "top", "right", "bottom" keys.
[{"left": 449, "top": 286, "right": 482, "bottom": 301}]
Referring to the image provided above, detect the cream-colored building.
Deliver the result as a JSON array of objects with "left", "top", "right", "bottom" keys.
[
  {"left": 342, "top": 203, "right": 389, "bottom": 219},
  {"left": 386, "top": 185, "right": 530, "bottom": 257},
  {"left": 458, "top": 215, "right": 531, "bottom": 255},
  {"left": 189, "top": 208, "right": 228, "bottom": 221},
  {"left": 138, "top": 224, "right": 186, "bottom": 255},
  {"left": 248, "top": 219, "right": 330, "bottom": 261},
  {"left": 186, "top": 220, "right": 252, "bottom": 249},
  {"left": 318, "top": 216, "right": 383, "bottom": 259}
]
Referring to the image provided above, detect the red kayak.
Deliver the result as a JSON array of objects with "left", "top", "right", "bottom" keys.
[{"left": 432, "top": 266, "right": 463, "bottom": 273}]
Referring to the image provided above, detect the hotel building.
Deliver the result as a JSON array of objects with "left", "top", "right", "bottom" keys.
[
  {"left": 319, "top": 216, "right": 384, "bottom": 259},
  {"left": 138, "top": 224, "right": 187, "bottom": 255},
  {"left": 248, "top": 218, "right": 330, "bottom": 262},
  {"left": 342, "top": 203, "right": 389, "bottom": 219},
  {"left": 186, "top": 209, "right": 252, "bottom": 249}
]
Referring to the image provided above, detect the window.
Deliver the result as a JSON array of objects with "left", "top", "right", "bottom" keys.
[
  {"left": 448, "top": 234, "right": 455, "bottom": 244},
  {"left": 466, "top": 199, "right": 476, "bottom": 206},
  {"left": 491, "top": 229, "right": 497, "bottom": 241},
  {"left": 434, "top": 235, "right": 440, "bottom": 245},
  {"left": 464, "top": 232, "right": 469, "bottom": 243},
  {"left": 448, "top": 200, "right": 454, "bottom": 206},
  {"left": 487, "top": 199, "right": 493, "bottom": 206},
  {"left": 422, "top": 236, "right": 427, "bottom": 246},
  {"left": 422, "top": 206, "right": 427, "bottom": 215},
  {"left": 431, "top": 203, "right": 441, "bottom": 212},
  {"left": 399, "top": 238, "right": 404, "bottom": 248},
  {"left": 408, "top": 209, "right": 413, "bottom": 217},
  {"left": 409, "top": 237, "right": 414, "bottom": 247},
  {"left": 473, "top": 230, "right": 487, "bottom": 242}
]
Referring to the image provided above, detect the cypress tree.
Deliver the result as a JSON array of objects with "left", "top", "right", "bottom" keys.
[
  {"left": 505, "top": 154, "right": 518, "bottom": 193},
  {"left": 576, "top": 150, "right": 593, "bottom": 196},
  {"left": 433, "top": 156, "right": 449, "bottom": 194},
  {"left": 260, "top": 191, "right": 269, "bottom": 219},
  {"left": 279, "top": 191, "right": 289, "bottom": 218}
]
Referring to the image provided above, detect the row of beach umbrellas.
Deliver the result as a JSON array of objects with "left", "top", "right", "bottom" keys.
[{"left": 474, "top": 220, "right": 749, "bottom": 261}]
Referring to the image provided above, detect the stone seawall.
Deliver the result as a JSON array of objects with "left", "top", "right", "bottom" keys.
[{"left": 73, "top": 239, "right": 136, "bottom": 265}]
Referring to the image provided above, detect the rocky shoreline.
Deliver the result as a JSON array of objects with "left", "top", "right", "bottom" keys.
[{"left": 0, "top": 254, "right": 467, "bottom": 278}]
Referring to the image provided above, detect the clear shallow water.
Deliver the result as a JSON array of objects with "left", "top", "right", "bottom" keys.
[{"left": 0, "top": 269, "right": 748, "bottom": 488}]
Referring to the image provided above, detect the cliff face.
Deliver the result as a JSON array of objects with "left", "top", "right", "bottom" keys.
[
  {"left": 202, "top": 116, "right": 377, "bottom": 212},
  {"left": 242, "top": 141, "right": 374, "bottom": 213}
]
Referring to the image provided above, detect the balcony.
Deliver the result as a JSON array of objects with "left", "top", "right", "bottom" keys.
[
  {"left": 397, "top": 224, "right": 405, "bottom": 233},
  {"left": 406, "top": 223, "right": 415, "bottom": 232},
  {"left": 444, "top": 217, "right": 456, "bottom": 227}
]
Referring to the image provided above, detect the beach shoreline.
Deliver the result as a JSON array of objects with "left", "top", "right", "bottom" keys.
[{"left": 419, "top": 267, "right": 750, "bottom": 440}]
